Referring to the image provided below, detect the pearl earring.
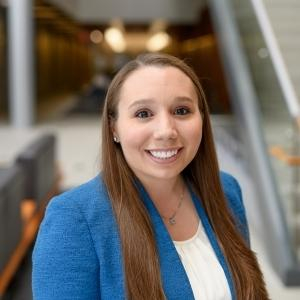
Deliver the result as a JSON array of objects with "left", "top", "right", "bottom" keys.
[{"left": 113, "top": 136, "right": 119, "bottom": 143}]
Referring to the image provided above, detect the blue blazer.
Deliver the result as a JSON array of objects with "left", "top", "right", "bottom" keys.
[{"left": 32, "top": 172, "right": 250, "bottom": 300}]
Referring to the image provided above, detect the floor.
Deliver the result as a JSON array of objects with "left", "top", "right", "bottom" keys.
[{"left": 1, "top": 112, "right": 300, "bottom": 299}]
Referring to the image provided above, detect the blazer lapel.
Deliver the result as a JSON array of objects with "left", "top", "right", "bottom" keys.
[
  {"left": 137, "top": 183, "right": 195, "bottom": 300},
  {"left": 189, "top": 187, "right": 236, "bottom": 300},
  {"left": 137, "top": 181, "right": 236, "bottom": 300}
]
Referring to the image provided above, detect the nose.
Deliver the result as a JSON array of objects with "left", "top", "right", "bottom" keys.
[{"left": 153, "top": 112, "right": 178, "bottom": 140}]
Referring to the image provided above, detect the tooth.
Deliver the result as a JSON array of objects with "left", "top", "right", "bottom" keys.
[{"left": 149, "top": 149, "right": 178, "bottom": 159}]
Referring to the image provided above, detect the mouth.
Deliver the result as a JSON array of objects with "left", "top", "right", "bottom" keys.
[{"left": 145, "top": 148, "right": 183, "bottom": 162}]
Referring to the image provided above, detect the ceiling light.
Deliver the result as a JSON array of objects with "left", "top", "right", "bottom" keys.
[
  {"left": 90, "top": 30, "right": 103, "bottom": 44},
  {"left": 104, "top": 27, "right": 126, "bottom": 53},
  {"left": 146, "top": 32, "right": 170, "bottom": 52}
]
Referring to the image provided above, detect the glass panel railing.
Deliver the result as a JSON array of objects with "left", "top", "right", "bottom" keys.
[
  {"left": 208, "top": 0, "right": 300, "bottom": 284},
  {"left": 230, "top": 0, "right": 300, "bottom": 261}
]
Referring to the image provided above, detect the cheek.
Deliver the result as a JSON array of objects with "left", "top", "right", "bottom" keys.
[
  {"left": 185, "top": 119, "right": 203, "bottom": 151},
  {"left": 186, "top": 117, "right": 202, "bottom": 138},
  {"left": 118, "top": 124, "right": 149, "bottom": 152},
  {"left": 118, "top": 126, "right": 149, "bottom": 171}
]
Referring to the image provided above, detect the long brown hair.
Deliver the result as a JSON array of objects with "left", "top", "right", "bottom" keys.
[{"left": 102, "top": 53, "right": 269, "bottom": 299}]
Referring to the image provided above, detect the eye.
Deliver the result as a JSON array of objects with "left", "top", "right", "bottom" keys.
[
  {"left": 135, "top": 110, "right": 153, "bottom": 119},
  {"left": 174, "top": 107, "right": 190, "bottom": 115}
]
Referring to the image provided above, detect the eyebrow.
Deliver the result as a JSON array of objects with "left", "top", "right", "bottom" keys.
[
  {"left": 175, "top": 97, "right": 195, "bottom": 104},
  {"left": 128, "top": 96, "right": 195, "bottom": 110},
  {"left": 128, "top": 99, "right": 154, "bottom": 109}
]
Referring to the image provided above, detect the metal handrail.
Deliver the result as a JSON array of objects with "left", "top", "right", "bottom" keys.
[
  {"left": 269, "top": 146, "right": 300, "bottom": 166},
  {"left": 250, "top": 0, "right": 300, "bottom": 125}
]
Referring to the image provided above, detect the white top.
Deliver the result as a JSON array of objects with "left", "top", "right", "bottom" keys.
[{"left": 173, "top": 221, "right": 232, "bottom": 300}]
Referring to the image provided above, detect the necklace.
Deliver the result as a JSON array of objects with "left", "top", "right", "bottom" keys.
[{"left": 161, "top": 187, "right": 184, "bottom": 226}]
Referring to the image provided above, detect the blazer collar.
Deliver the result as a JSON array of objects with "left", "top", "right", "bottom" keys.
[{"left": 136, "top": 180, "right": 236, "bottom": 300}]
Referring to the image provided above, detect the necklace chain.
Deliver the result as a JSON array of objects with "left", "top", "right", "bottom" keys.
[{"left": 161, "top": 187, "right": 185, "bottom": 226}]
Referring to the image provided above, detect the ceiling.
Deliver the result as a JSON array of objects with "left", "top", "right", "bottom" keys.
[{"left": 45, "top": 0, "right": 206, "bottom": 25}]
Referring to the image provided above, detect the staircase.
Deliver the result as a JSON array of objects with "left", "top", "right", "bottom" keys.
[
  {"left": 231, "top": 0, "right": 300, "bottom": 261},
  {"left": 261, "top": 0, "right": 300, "bottom": 259}
]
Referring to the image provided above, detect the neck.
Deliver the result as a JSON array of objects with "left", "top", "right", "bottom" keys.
[{"left": 138, "top": 175, "right": 185, "bottom": 213}]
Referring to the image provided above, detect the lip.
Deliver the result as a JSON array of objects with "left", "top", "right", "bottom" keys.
[{"left": 145, "top": 147, "right": 183, "bottom": 164}]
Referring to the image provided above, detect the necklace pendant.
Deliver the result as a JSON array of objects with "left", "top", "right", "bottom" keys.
[{"left": 169, "top": 217, "right": 176, "bottom": 225}]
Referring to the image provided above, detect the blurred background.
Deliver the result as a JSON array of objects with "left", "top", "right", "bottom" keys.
[{"left": 1, "top": 0, "right": 300, "bottom": 299}]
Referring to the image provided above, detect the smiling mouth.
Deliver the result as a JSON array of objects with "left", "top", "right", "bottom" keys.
[{"left": 146, "top": 148, "right": 182, "bottom": 160}]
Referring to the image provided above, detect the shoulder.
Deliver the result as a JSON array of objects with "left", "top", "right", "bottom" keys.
[
  {"left": 35, "top": 174, "right": 116, "bottom": 253},
  {"left": 220, "top": 171, "right": 243, "bottom": 213},
  {"left": 45, "top": 174, "right": 110, "bottom": 219},
  {"left": 49, "top": 174, "right": 106, "bottom": 207},
  {"left": 33, "top": 174, "right": 113, "bottom": 261},
  {"left": 219, "top": 171, "right": 250, "bottom": 246},
  {"left": 34, "top": 175, "right": 106, "bottom": 249},
  {"left": 220, "top": 171, "right": 241, "bottom": 195},
  {"left": 33, "top": 175, "right": 126, "bottom": 298},
  {"left": 34, "top": 174, "right": 117, "bottom": 258},
  {"left": 32, "top": 176, "right": 106, "bottom": 298}
]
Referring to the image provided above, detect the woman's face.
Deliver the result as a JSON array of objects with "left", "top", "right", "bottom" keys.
[{"left": 112, "top": 66, "right": 203, "bottom": 185}]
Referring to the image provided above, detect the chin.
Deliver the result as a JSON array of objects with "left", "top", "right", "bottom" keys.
[{"left": 147, "top": 169, "right": 184, "bottom": 181}]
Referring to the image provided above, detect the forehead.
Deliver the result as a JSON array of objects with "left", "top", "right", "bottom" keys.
[{"left": 119, "top": 66, "right": 197, "bottom": 102}]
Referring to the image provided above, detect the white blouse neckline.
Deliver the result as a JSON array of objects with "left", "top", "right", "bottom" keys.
[
  {"left": 173, "top": 223, "right": 201, "bottom": 245},
  {"left": 172, "top": 220, "right": 232, "bottom": 300}
]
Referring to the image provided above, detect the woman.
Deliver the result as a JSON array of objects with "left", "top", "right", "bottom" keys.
[{"left": 32, "top": 53, "right": 269, "bottom": 299}]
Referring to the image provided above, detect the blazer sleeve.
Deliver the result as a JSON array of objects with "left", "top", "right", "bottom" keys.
[
  {"left": 32, "top": 195, "right": 100, "bottom": 300},
  {"left": 220, "top": 172, "right": 251, "bottom": 247}
]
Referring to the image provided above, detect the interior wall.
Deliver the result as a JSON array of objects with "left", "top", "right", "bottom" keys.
[{"left": 36, "top": 26, "right": 93, "bottom": 101}]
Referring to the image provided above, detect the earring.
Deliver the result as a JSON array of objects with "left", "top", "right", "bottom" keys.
[{"left": 113, "top": 136, "right": 119, "bottom": 143}]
